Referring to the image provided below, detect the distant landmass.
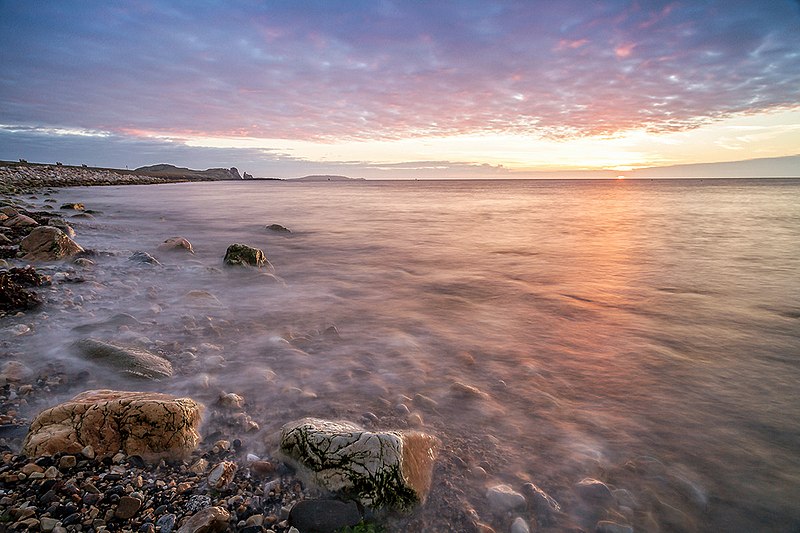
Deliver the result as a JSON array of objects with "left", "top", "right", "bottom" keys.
[
  {"left": 626, "top": 154, "right": 800, "bottom": 178},
  {"left": 291, "top": 175, "right": 366, "bottom": 182},
  {"left": 134, "top": 164, "right": 244, "bottom": 181}
]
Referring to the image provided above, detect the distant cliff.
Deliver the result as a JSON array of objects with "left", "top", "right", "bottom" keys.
[{"left": 134, "top": 164, "right": 243, "bottom": 181}]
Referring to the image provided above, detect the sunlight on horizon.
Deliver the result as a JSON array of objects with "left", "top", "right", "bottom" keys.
[{"left": 176, "top": 108, "right": 800, "bottom": 173}]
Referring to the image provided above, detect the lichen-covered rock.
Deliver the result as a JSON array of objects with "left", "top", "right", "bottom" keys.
[
  {"left": 158, "top": 236, "right": 194, "bottom": 254},
  {"left": 19, "top": 226, "right": 83, "bottom": 261},
  {"left": 22, "top": 389, "right": 203, "bottom": 462},
  {"left": 223, "top": 243, "right": 266, "bottom": 267},
  {"left": 279, "top": 417, "right": 439, "bottom": 510},
  {"left": 73, "top": 338, "right": 173, "bottom": 380}
]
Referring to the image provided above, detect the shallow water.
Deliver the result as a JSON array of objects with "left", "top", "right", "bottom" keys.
[{"left": 6, "top": 179, "right": 800, "bottom": 531}]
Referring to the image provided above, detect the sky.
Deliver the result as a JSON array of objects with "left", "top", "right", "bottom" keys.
[{"left": 1, "top": 0, "right": 799, "bottom": 179}]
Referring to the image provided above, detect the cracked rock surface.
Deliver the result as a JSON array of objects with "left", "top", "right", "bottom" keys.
[
  {"left": 280, "top": 417, "right": 439, "bottom": 510},
  {"left": 21, "top": 389, "right": 203, "bottom": 462}
]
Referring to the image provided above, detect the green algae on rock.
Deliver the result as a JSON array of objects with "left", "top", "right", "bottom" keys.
[
  {"left": 223, "top": 243, "right": 267, "bottom": 267},
  {"left": 279, "top": 417, "right": 439, "bottom": 511}
]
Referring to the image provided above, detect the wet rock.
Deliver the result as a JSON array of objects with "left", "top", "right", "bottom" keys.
[
  {"left": 223, "top": 243, "right": 267, "bottom": 267},
  {"left": 73, "top": 338, "right": 173, "bottom": 379},
  {"left": 486, "top": 484, "right": 527, "bottom": 513},
  {"left": 48, "top": 218, "right": 75, "bottom": 237},
  {"left": 288, "top": 499, "right": 362, "bottom": 532},
  {"left": 177, "top": 506, "right": 230, "bottom": 533},
  {"left": 3, "top": 213, "right": 38, "bottom": 228},
  {"left": 218, "top": 392, "right": 245, "bottom": 409},
  {"left": 449, "top": 381, "right": 489, "bottom": 399},
  {"left": 22, "top": 389, "right": 203, "bottom": 462},
  {"left": 115, "top": 495, "right": 143, "bottom": 519},
  {"left": 207, "top": 461, "right": 237, "bottom": 489},
  {"left": 60, "top": 203, "right": 85, "bottom": 211},
  {"left": 0, "top": 273, "right": 43, "bottom": 313},
  {"left": 575, "top": 478, "right": 615, "bottom": 505},
  {"left": 1, "top": 360, "right": 33, "bottom": 383},
  {"left": 157, "top": 513, "right": 177, "bottom": 533},
  {"left": 158, "top": 236, "right": 194, "bottom": 254},
  {"left": 266, "top": 224, "right": 291, "bottom": 233},
  {"left": 280, "top": 417, "right": 439, "bottom": 510},
  {"left": 20, "top": 226, "right": 83, "bottom": 261},
  {"left": 595, "top": 520, "right": 634, "bottom": 533},
  {"left": 511, "top": 517, "right": 530, "bottom": 533},
  {"left": 129, "top": 250, "right": 161, "bottom": 265},
  {"left": 522, "top": 481, "right": 561, "bottom": 517}
]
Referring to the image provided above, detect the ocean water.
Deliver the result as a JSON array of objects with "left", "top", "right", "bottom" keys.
[{"left": 8, "top": 178, "right": 800, "bottom": 531}]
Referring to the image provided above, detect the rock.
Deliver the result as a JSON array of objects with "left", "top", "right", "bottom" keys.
[
  {"left": 1, "top": 360, "right": 33, "bottom": 382},
  {"left": 522, "top": 481, "right": 561, "bottom": 516},
  {"left": 449, "top": 381, "right": 488, "bottom": 399},
  {"left": 73, "top": 338, "right": 173, "bottom": 379},
  {"left": 575, "top": 478, "right": 614, "bottom": 505},
  {"left": 218, "top": 392, "right": 244, "bottom": 409},
  {"left": 280, "top": 417, "right": 439, "bottom": 510},
  {"left": 20, "top": 226, "right": 83, "bottom": 261},
  {"left": 22, "top": 389, "right": 203, "bottom": 462},
  {"left": 223, "top": 243, "right": 267, "bottom": 267},
  {"left": 208, "top": 461, "right": 237, "bottom": 489},
  {"left": 595, "top": 520, "right": 634, "bottom": 533},
  {"left": 58, "top": 455, "right": 77, "bottom": 470},
  {"left": 266, "top": 224, "right": 291, "bottom": 233},
  {"left": 40, "top": 517, "right": 59, "bottom": 532},
  {"left": 0, "top": 274, "right": 42, "bottom": 312},
  {"left": 511, "top": 517, "right": 530, "bottom": 533},
  {"left": 3, "top": 213, "right": 38, "bottom": 228},
  {"left": 115, "top": 495, "right": 143, "bottom": 519},
  {"left": 60, "top": 203, "right": 85, "bottom": 210},
  {"left": 176, "top": 506, "right": 230, "bottom": 533},
  {"left": 156, "top": 513, "right": 177, "bottom": 533},
  {"left": 129, "top": 251, "right": 161, "bottom": 265},
  {"left": 158, "top": 236, "right": 194, "bottom": 254},
  {"left": 486, "top": 484, "right": 527, "bottom": 513},
  {"left": 48, "top": 218, "right": 75, "bottom": 237},
  {"left": 288, "top": 499, "right": 362, "bottom": 532}
]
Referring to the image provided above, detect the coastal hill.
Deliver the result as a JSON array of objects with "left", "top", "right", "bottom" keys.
[
  {"left": 134, "top": 164, "right": 243, "bottom": 181},
  {"left": 291, "top": 174, "right": 365, "bottom": 182}
]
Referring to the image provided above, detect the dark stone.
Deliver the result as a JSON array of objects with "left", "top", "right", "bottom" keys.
[
  {"left": 140, "top": 524, "right": 156, "bottom": 533},
  {"left": 266, "top": 224, "right": 291, "bottom": 233},
  {"left": 129, "top": 251, "right": 160, "bottom": 265},
  {"left": 288, "top": 499, "right": 362, "bottom": 533},
  {"left": 62, "top": 512, "right": 82, "bottom": 525},
  {"left": 223, "top": 243, "right": 267, "bottom": 267},
  {"left": 60, "top": 203, "right": 85, "bottom": 211},
  {"left": 240, "top": 526, "right": 264, "bottom": 533},
  {"left": 156, "top": 513, "right": 176, "bottom": 533}
]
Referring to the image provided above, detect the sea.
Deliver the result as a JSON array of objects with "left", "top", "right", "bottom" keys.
[{"left": 6, "top": 178, "right": 800, "bottom": 532}]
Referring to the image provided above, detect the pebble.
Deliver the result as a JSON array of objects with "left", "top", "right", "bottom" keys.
[
  {"left": 486, "top": 484, "right": 527, "bottom": 513},
  {"left": 59, "top": 455, "right": 77, "bottom": 470},
  {"left": 115, "top": 495, "right": 143, "bottom": 519},
  {"left": 575, "top": 478, "right": 615, "bottom": 504},
  {"left": 510, "top": 516, "right": 530, "bottom": 533}
]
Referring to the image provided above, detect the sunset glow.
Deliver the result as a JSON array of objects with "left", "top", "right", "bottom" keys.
[{"left": 1, "top": 1, "right": 799, "bottom": 178}]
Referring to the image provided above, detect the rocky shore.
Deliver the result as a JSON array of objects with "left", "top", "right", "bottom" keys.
[
  {"left": 0, "top": 165, "right": 650, "bottom": 533},
  {"left": 0, "top": 164, "right": 194, "bottom": 196}
]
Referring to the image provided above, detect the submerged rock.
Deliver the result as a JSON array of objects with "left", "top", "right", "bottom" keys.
[
  {"left": 223, "top": 243, "right": 267, "bottom": 267},
  {"left": 60, "top": 202, "right": 85, "bottom": 211},
  {"left": 73, "top": 338, "right": 173, "bottom": 380},
  {"left": 266, "top": 223, "right": 291, "bottom": 233},
  {"left": 22, "top": 389, "right": 203, "bottom": 462},
  {"left": 19, "top": 226, "right": 83, "bottom": 261},
  {"left": 486, "top": 484, "right": 527, "bottom": 513},
  {"left": 0, "top": 266, "right": 50, "bottom": 313},
  {"left": 158, "top": 236, "right": 194, "bottom": 254},
  {"left": 279, "top": 417, "right": 439, "bottom": 510},
  {"left": 288, "top": 499, "right": 362, "bottom": 532},
  {"left": 129, "top": 250, "right": 161, "bottom": 265}
]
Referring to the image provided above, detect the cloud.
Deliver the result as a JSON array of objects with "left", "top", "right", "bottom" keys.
[{"left": 1, "top": 0, "right": 799, "bottom": 146}]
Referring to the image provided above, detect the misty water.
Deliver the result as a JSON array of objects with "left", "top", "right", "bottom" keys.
[{"left": 7, "top": 179, "right": 800, "bottom": 531}]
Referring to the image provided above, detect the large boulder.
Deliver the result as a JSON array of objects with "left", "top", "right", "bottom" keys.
[
  {"left": 19, "top": 226, "right": 83, "bottom": 261},
  {"left": 279, "top": 417, "right": 439, "bottom": 510},
  {"left": 22, "top": 389, "right": 203, "bottom": 462},
  {"left": 73, "top": 338, "right": 173, "bottom": 380},
  {"left": 223, "top": 243, "right": 266, "bottom": 267}
]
